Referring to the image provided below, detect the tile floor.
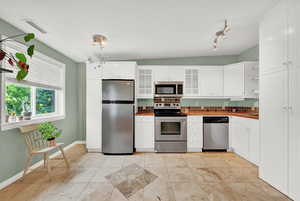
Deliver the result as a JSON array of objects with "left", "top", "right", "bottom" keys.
[{"left": 0, "top": 145, "right": 292, "bottom": 201}]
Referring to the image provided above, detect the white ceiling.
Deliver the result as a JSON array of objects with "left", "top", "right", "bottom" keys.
[{"left": 0, "top": 0, "right": 278, "bottom": 62}]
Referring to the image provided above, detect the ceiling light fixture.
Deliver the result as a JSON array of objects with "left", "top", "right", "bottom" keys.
[
  {"left": 213, "top": 20, "right": 230, "bottom": 50},
  {"left": 92, "top": 34, "right": 108, "bottom": 68}
]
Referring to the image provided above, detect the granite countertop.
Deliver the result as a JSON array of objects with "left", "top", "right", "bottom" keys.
[{"left": 136, "top": 111, "right": 259, "bottom": 119}]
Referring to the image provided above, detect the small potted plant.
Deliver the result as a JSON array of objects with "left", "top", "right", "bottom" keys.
[
  {"left": 5, "top": 107, "right": 9, "bottom": 123},
  {"left": 8, "top": 112, "right": 16, "bottom": 122},
  {"left": 17, "top": 115, "right": 24, "bottom": 121},
  {"left": 22, "top": 98, "right": 32, "bottom": 120},
  {"left": 37, "top": 122, "right": 61, "bottom": 147}
]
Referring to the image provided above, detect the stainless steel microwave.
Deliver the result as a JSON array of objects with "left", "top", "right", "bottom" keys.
[{"left": 154, "top": 81, "right": 183, "bottom": 97}]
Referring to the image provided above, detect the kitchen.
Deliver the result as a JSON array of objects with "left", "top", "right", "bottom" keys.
[
  {"left": 86, "top": 61, "right": 260, "bottom": 161},
  {"left": 0, "top": 0, "right": 299, "bottom": 201}
]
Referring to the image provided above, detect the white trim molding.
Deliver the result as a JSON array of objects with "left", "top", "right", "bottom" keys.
[
  {"left": 187, "top": 148, "right": 203, "bottom": 153},
  {"left": 0, "top": 140, "right": 86, "bottom": 190},
  {"left": 135, "top": 148, "right": 155, "bottom": 152},
  {"left": 87, "top": 148, "right": 102, "bottom": 153}
]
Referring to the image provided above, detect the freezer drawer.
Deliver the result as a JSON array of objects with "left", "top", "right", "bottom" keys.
[
  {"left": 203, "top": 123, "right": 229, "bottom": 150},
  {"left": 102, "top": 103, "right": 134, "bottom": 154}
]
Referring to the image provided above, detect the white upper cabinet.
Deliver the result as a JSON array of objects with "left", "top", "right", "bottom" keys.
[
  {"left": 224, "top": 62, "right": 259, "bottom": 98},
  {"left": 137, "top": 66, "right": 153, "bottom": 98},
  {"left": 102, "top": 62, "right": 137, "bottom": 79},
  {"left": 224, "top": 63, "right": 245, "bottom": 97},
  {"left": 153, "top": 66, "right": 170, "bottom": 81},
  {"left": 152, "top": 66, "right": 184, "bottom": 82},
  {"left": 199, "top": 66, "right": 224, "bottom": 97},
  {"left": 168, "top": 66, "right": 185, "bottom": 81},
  {"left": 260, "top": 0, "right": 288, "bottom": 74},
  {"left": 184, "top": 68, "right": 200, "bottom": 97}
]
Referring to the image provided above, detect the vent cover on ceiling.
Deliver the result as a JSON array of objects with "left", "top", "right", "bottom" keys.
[{"left": 24, "top": 20, "right": 47, "bottom": 34}]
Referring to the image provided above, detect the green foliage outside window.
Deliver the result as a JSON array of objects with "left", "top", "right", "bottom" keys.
[
  {"left": 36, "top": 88, "right": 55, "bottom": 114},
  {"left": 5, "top": 84, "right": 31, "bottom": 115}
]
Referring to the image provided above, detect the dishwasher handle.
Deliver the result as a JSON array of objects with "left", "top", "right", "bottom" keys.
[{"left": 203, "top": 116, "right": 229, "bottom": 124}]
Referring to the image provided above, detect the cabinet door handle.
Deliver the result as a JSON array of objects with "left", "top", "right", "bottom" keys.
[{"left": 283, "top": 106, "right": 288, "bottom": 110}]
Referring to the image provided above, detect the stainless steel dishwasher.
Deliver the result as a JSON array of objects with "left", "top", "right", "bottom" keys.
[{"left": 203, "top": 117, "right": 229, "bottom": 151}]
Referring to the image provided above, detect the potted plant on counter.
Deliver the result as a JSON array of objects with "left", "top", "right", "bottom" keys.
[{"left": 38, "top": 122, "right": 61, "bottom": 147}]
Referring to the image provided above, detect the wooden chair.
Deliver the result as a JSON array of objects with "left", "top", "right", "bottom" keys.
[{"left": 20, "top": 124, "right": 70, "bottom": 180}]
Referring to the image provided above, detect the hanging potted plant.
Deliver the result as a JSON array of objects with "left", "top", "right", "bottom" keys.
[
  {"left": 37, "top": 122, "right": 61, "bottom": 147},
  {"left": 0, "top": 33, "right": 35, "bottom": 80}
]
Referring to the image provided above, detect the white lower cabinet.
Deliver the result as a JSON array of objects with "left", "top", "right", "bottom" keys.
[
  {"left": 230, "top": 117, "right": 249, "bottom": 159},
  {"left": 248, "top": 119, "right": 260, "bottom": 166},
  {"left": 187, "top": 116, "right": 203, "bottom": 152},
  {"left": 230, "top": 116, "right": 259, "bottom": 166},
  {"left": 135, "top": 116, "right": 155, "bottom": 152}
]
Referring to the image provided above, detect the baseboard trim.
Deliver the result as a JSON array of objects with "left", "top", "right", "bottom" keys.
[
  {"left": 135, "top": 148, "right": 155, "bottom": 152},
  {"left": 87, "top": 148, "right": 102, "bottom": 153},
  {"left": 187, "top": 148, "right": 202, "bottom": 152},
  {"left": 0, "top": 140, "right": 85, "bottom": 190}
]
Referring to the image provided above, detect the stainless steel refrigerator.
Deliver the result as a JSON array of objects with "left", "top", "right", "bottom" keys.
[{"left": 102, "top": 79, "right": 135, "bottom": 154}]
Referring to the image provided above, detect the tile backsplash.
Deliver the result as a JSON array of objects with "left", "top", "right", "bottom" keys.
[{"left": 137, "top": 98, "right": 259, "bottom": 107}]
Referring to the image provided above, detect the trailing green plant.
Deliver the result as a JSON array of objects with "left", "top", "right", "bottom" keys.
[
  {"left": 0, "top": 33, "right": 35, "bottom": 80},
  {"left": 37, "top": 122, "right": 61, "bottom": 140}
]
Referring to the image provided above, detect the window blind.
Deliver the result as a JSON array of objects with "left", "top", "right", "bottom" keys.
[{"left": 2, "top": 39, "right": 65, "bottom": 90}]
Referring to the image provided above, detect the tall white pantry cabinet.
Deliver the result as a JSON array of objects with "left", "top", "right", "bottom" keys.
[
  {"left": 259, "top": 0, "right": 300, "bottom": 200},
  {"left": 86, "top": 62, "right": 102, "bottom": 152}
]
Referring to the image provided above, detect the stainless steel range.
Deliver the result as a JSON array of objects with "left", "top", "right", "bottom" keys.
[{"left": 154, "top": 96, "right": 187, "bottom": 153}]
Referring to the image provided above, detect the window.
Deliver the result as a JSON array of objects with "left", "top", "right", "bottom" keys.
[
  {"left": 1, "top": 37, "right": 65, "bottom": 130},
  {"left": 5, "top": 84, "right": 58, "bottom": 120},
  {"left": 5, "top": 84, "right": 31, "bottom": 116},
  {"left": 36, "top": 88, "right": 55, "bottom": 115}
]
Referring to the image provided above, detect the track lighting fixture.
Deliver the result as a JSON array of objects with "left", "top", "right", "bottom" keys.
[{"left": 213, "top": 20, "right": 230, "bottom": 50}]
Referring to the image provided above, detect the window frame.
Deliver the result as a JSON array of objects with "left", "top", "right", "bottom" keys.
[
  {"left": 0, "top": 36, "right": 66, "bottom": 131},
  {"left": 34, "top": 87, "right": 58, "bottom": 117}
]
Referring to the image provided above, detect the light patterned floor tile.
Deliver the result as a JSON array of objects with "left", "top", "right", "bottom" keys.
[{"left": 0, "top": 145, "right": 292, "bottom": 201}]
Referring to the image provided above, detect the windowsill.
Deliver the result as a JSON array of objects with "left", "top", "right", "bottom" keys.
[{"left": 1, "top": 115, "right": 65, "bottom": 131}]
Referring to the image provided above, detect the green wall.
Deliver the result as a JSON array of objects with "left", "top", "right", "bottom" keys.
[
  {"left": 77, "top": 63, "right": 86, "bottom": 141},
  {"left": 136, "top": 55, "right": 239, "bottom": 65},
  {"left": 0, "top": 19, "right": 83, "bottom": 183},
  {"left": 238, "top": 45, "right": 259, "bottom": 62}
]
